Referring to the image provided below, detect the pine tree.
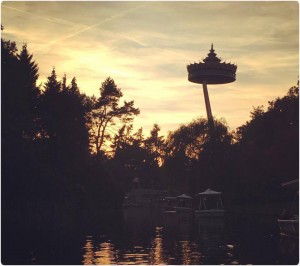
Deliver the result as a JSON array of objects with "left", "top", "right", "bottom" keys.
[
  {"left": 44, "top": 67, "right": 61, "bottom": 94},
  {"left": 17, "top": 44, "right": 40, "bottom": 139}
]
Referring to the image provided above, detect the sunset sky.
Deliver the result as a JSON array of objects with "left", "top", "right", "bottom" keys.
[{"left": 1, "top": 1, "right": 299, "bottom": 137}]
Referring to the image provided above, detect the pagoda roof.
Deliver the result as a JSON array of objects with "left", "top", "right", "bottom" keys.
[
  {"left": 203, "top": 44, "right": 221, "bottom": 64},
  {"left": 187, "top": 44, "right": 237, "bottom": 85}
]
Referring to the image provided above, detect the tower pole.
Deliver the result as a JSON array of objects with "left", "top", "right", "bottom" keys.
[{"left": 202, "top": 80, "right": 213, "bottom": 126}]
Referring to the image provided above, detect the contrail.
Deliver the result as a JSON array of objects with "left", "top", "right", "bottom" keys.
[
  {"left": 2, "top": 2, "right": 147, "bottom": 49},
  {"left": 41, "top": 3, "right": 147, "bottom": 48},
  {"left": 2, "top": 4, "right": 86, "bottom": 27},
  {"left": 122, "top": 35, "right": 148, "bottom": 47}
]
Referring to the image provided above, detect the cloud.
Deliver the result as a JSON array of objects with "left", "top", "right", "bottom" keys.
[{"left": 1, "top": 1, "right": 298, "bottom": 136}]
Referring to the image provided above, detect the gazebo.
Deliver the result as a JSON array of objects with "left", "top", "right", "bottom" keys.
[{"left": 194, "top": 188, "right": 225, "bottom": 217}]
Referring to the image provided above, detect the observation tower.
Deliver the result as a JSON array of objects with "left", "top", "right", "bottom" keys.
[{"left": 187, "top": 44, "right": 237, "bottom": 127}]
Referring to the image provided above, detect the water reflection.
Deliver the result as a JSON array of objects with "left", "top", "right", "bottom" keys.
[
  {"left": 82, "top": 238, "right": 118, "bottom": 265},
  {"left": 82, "top": 237, "right": 94, "bottom": 264},
  {"left": 82, "top": 209, "right": 230, "bottom": 265},
  {"left": 95, "top": 242, "right": 116, "bottom": 265},
  {"left": 149, "top": 227, "right": 165, "bottom": 264},
  {"left": 180, "top": 240, "right": 201, "bottom": 264},
  {"left": 81, "top": 208, "right": 292, "bottom": 265}
]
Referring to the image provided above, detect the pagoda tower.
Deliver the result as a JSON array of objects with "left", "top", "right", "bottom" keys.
[{"left": 187, "top": 44, "right": 237, "bottom": 127}]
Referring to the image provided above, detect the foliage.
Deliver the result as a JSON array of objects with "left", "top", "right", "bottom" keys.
[
  {"left": 2, "top": 43, "right": 40, "bottom": 141},
  {"left": 1, "top": 35, "right": 123, "bottom": 236},
  {"left": 144, "top": 123, "right": 166, "bottom": 166},
  {"left": 234, "top": 84, "right": 299, "bottom": 202},
  {"left": 110, "top": 123, "right": 165, "bottom": 192},
  {"left": 88, "top": 77, "right": 140, "bottom": 155},
  {"left": 164, "top": 118, "right": 234, "bottom": 194}
]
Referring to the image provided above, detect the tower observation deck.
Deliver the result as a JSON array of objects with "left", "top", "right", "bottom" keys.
[{"left": 187, "top": 44, "right": 237, "bottom": 126}]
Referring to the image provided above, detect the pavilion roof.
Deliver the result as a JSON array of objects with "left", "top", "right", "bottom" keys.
[
  {"left": 177, "top": 194, "right": 192, "bottom": 199},
  {"left": 196, "top": 188, "right": 222, "bottom": 196}
]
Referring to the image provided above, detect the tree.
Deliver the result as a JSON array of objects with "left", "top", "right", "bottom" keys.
[
  {"left": 39, "top": 68, "right": 62, "bottom": 140},
  {"left": 110, "top": 125, "right": 147, "bottom": 191},
  {"left": 44, "top": 67, "right": 61, "bottom": 94},
  {"left": 1, "top": 38, "right": 45, "bottom": 226},
  {"left": 60, "top": 76, "right": 90, "bottom": 165},
  {"left": 234, "top": 84, "right": 299, "bottom": 202},
  {"left": 2, "top": 36, "right": 19, "bottom": 142},
  {"left": 17, "top": 44, "right": 40, "bottom": 139},
  {"left": 144, "top": 124, "right": 165, "bottom": 166},
  {"left": 38, "top": 70, "right": 90, "bottom": 175},
  {"left": 164, "top": 118, "right": 233, "bottom": 193},
  {"left": 17, "top": 44, "right": 39, "bottom": 88},
  {"left": 89, "top": 77, "right": 140, "bottom": 155},
  {"left": 2, "top": 41, "right": 41, "bottom": 142}
]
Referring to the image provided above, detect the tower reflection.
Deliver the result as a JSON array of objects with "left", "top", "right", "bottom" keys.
[
  {"left": 82, "top": 237, "right": 95, "bottom": 265},
  {"left": 150, "top": 226, "right": 165, "bottom": 264},
  {"left": 94, "top": 242, "right": 116, "bottom": 265}
]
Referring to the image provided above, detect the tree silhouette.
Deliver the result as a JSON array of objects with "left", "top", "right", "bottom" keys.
[
  {"left": 2, "top": 42, "right": 40, "bottom": 142},
  {"left": 39, "top": 68, "right": 62, "bottom": 140},
  {"left": 39, "top": 70, "right": 90, "bottom": 173},
  {"left": 144, "top": 123, "right": 165, "bottom": 166},
  {"left": 234, "top": 84, "right": 299, "bottom": 202},
  {"left": 17, "top": 44, "right": 40, "bottom": 139},
  {"left": 164, "top": 118, "right": 233, "bottom": 194},
  {"left": 110, "top": 125, "right": 146, "bottom": 190},
  {"left": 89, "top": 77, "right": 140, "bottom": 155}
]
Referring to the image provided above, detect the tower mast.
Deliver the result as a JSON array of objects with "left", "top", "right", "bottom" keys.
[{"left": 187, "top": 44, "right": 237, "bottom": 129}]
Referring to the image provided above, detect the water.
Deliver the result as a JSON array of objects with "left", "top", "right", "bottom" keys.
[
  {"left": 79, "top": 208, "right": 297, "bottom": 265},
  {"left": 2, "top": 208, "right": 299, "bottom": 264}
]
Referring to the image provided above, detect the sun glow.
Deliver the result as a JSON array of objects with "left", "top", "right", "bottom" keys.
[{"left": 2, "top": 1, "right": 298, "bottom": 136}]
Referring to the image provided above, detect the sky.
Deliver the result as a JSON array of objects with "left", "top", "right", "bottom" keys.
[{"left": 1, "top": 1, "right": 299, "bottom": 137}]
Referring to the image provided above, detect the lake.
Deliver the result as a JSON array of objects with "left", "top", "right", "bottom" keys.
[{"left": 2, "top": 207, "right": 298, "bottom": 264}]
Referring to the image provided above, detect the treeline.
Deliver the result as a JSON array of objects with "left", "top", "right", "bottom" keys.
[
  {"left": 2, "top": 34, "right": 299, "bottom": 231},
  {"left": 1, "top": 38, "right": 140, "bottom": 230}
]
